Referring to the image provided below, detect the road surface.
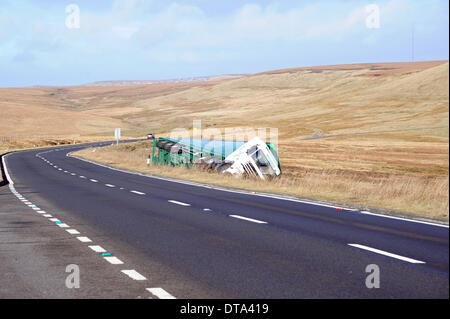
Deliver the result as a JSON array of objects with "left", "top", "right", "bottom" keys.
[{"left": 1, "top": 142, "right": 448, "bottom": 298}]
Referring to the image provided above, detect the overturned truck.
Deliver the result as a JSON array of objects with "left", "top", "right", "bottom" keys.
[{"left": 151, "top": 137, "right": 281, "bottom": 179}]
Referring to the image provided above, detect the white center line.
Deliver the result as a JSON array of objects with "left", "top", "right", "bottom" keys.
[
  {"left": 229, "top": 215, "right": 268, "bottom": 224},
  {"left": 348, "top": 244, "right": 426, "bottom": 264},
  {"left": 131, "top": 190, "right": 145, "bottom": 195},
  {"left": 168, "top": 200, "right": 191, "bottom": 206},
  {"left": 89, "top": 245, "right": 106, "bottom": 253},
  {"left": 121, "top": 270, "right": 147, "bottom": 281},
  {"left": 146, "top": 288, "right": 176, "bottom": 299}
]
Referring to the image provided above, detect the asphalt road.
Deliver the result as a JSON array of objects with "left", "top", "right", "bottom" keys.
[{"left": 1, "top": 141, "right": 448, "bottom": 298}]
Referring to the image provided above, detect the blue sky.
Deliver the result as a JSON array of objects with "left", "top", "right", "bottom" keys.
[{"left": 0, "top": 0, "right": 448, "bottom": 87}]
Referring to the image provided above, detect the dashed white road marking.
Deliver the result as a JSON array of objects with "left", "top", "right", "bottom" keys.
[
  {"left": 77, "top": 236, "right": 92, "bottom": 242},
  {"left": 229, "top": 215, "right": 268, "bottom": 224},
  {"left": 203, "top": 208, "right": 212, "bottom": 212},
  {"left": 90, "top": 179, "right": 98, "bottom": 183},
  {"left": 43, "top": 214, "right": 52, "bottom": 217},
  {"left": 49, "top": 218, "right": 60, "bottom": 222},
  {"left": 71, "top": 173, "right": 76, "bottom": 176},
  {"left": 89, "top": 245, "right": 106, "bottom": 253},
  {"left": 57, "top": 223, "right": 70, "bottom": 228},
  {"left": 131, "top": 190, "right": 145, "bottom": 195},
  {"left": 67, "top": 229, "right": 81, "bottom": 235},
  {"left": 80, "top": 176, "right": 86, "bottom": 179},
  {"left": 348, "top": 244, "right": 426, "bottom": 264},
  {"left": 104, "top": 256, "right": 124, "bottom": 265},
  {"left": 168, "top": 200, "right": 191, "bottom": 206},
  {"left": 146, "top": 288, "right": 176, "bottom": 299},
  {"left": 105, "top": 184, "right": 115, "bottom": 188},
  {"left": 121, "top": 270, "right": 147, "bottom": 281}
]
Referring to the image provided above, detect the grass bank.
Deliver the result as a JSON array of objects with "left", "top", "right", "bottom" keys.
[{"left": 73, "top": 141, "right": 449, "bottom": 219}]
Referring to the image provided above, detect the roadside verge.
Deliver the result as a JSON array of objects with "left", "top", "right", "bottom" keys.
[{"left": 69, "top": 151, "right": 449, "bottom": 227}]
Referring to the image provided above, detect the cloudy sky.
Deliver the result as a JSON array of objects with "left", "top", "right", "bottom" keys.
[{"left": 0, "top": 0, "right": 448, "bottom": 87}]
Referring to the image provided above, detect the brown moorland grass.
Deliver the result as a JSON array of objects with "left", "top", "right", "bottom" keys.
[
  {"left": 1, "top": 61, "right": 448, "bottom": 218},
  {"left": 73, "top": 141, "right": 448, "bottom": 218}
]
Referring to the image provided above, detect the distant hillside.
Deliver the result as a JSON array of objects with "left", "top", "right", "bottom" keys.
[
  {"left": 83, "top": 74, "right": 246, "bottom": 87},
  {"left": 0, "top": 60, "right": 447, "bottom": 141}
]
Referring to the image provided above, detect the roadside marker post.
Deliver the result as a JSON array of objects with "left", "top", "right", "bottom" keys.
[{"left": 114, "top": 128, "right": 121, "bottom": 145}]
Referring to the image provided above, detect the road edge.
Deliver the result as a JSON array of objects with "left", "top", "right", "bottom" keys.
[{"left": 68, "top": 152, "right": 449, "bottom": 228}]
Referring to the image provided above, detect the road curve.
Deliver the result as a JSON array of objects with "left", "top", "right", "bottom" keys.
[{"left": 2, "top": 141, "right": 448, "bottom": 298}]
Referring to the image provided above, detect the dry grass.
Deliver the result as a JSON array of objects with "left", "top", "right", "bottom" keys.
[
  {"left": 1, "top": 61, "right": 448, "bottom": 217},
  {"left": 73, "top": 141, "right": 449, "bottom": 218}
]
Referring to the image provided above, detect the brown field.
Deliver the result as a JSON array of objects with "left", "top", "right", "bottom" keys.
[
  {"left": 1, "top": 60, "right": 449, "bottom": 217},
  {"left": 73, "top": 141, "right": 448, "bottom": 218}
]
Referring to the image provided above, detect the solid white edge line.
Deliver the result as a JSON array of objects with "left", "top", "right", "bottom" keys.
[
  {"left": 229, "top": 214, "right": 268, "bottom": 224},
  {"left": 2, "top": 154, "right": 14, "bottom": 185},
  {"left": 69, "top": 153, "right": 448, "bottom": 228},
  {"left": 348, "top": 244, "right": 426, "bottom": 264},
  {"left": 121, "top": 270, "right": 147, "bottom": 281},
  {"left": 146, "top": 288, "right": 176, "bottom": 299},
  {"left": 168, "top": 200, "right": 191, "bottom": 206},
  {"left": 359, "top": 211, "right": 449, "bottom": 229}
]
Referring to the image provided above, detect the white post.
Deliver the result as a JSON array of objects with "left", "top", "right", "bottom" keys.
[{"left": 114, "top": 128, "right": 121, "bottom": 145}]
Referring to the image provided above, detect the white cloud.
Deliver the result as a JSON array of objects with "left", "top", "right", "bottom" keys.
[{"left": 1, "top": 0, "right": 447, "bottom": 86}]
